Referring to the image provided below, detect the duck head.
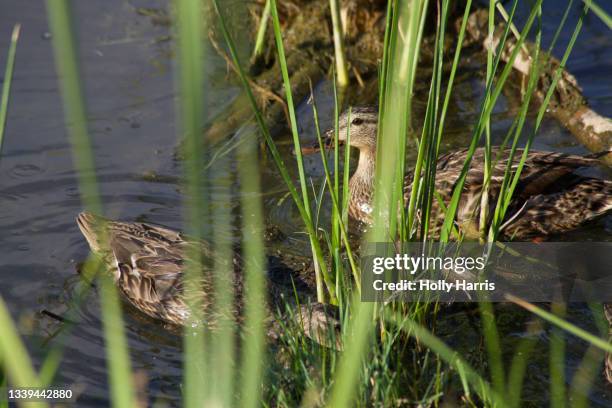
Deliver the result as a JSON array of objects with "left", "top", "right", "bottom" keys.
[
  {"left": 331, "top": 106, "right": 378, "bottom": 151},
  {"left": 301, "top": 106, "right": 379, "bottom": 153}
]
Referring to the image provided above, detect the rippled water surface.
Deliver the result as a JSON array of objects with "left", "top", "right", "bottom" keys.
[{"left": 0, "top": 1, "right": 611, "bottom": 406}]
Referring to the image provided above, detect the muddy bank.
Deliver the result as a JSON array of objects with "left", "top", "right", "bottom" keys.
[
  {"left": 207, "top": 1, "right": 611, "bottom": 166},
  {"left": 205, "top": 0, "right": 387, "bottom": 143}
]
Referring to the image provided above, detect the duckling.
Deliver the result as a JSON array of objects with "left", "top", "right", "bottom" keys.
[
  {"left": 76, "top": 212, "right": 341, "bottom": 348},
  {"left": 309, "top": 106, "right": 611, "bottom": 239}
]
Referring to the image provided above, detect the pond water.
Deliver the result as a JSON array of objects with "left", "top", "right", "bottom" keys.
[{"left": 0, "top": 0, "right": 611, "bottom": 406}]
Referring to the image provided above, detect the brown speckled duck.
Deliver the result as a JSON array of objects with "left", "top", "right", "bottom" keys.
[
  {"left": 76, "top": 212, "right": 341, "bottom": 348},
  {"left": 311, "top": 106, "right": 611, "bottom": 239}
]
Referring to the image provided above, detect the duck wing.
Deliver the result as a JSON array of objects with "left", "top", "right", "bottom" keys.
[
  {"left": 109, "top": 232, "right": 187, "bottom": 303},
  {"left": 437, "top": 148, "right": 605, "bottom": 190},
  {"left": 430, "top": 148, "right": 609, "bottom": 237},
  {"left": 502, "top": 178, "right": 612, "bottom": 238},
  {"left": 78, "top": 213, "right": 211, "bottom": 302},
  {"left": 493, "top": 150, "right": 606, "bottom": 197}
]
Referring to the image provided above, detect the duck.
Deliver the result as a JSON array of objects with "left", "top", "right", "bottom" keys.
[
  {"left": 308, "top": 106, "right": 612, "bottom": 240},
  {"left": 76, "top": 212, "right": 341, "bottom": 348}
]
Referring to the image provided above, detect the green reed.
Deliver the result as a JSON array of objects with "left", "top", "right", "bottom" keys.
[
  {"left": 0, "top": 25, "right": 28, "bottom": 407},
  {"left": 508, "top": 295, "right": 612, "bottom": 354},
  {"left": 385, "top": 311, "right": 506, "bottom": 406},
  {"left": 215, "top": 0, "right": 337, "bottom": 303},
  {"left": 329, "top": 0, "right": 349, "bottom": 87},
  {"left": 0, "top": 24, "right": 19, "bottom": 155},
  {"left": 439, "top": 0, "right": 539, "bottom": 242},
  {"left": 585, "top": 0, "right": 612, "bottom": 28},
  {"left": 0, "top": 299, "right": 44, "bottom": 403},
  {"left": 330, "top": 1, "right": 429, "bottom": 405},
  {"left": 310, "top": 94, "right": 359, "bottom": 288},
  {"left": 269, "top": 0, "right": 337, "bottom": 303},
  {"left": 173, "top": 0, "right": 211, "bottom": 406},
  {"left": 481, "top": 1, "right": 529, "bottom": 395},
  {"left": 236, "top": 125, "right": 267, "bottom": 407},
  {"left": 489, "top": 0, "right": 592, "bottom": 241},
  {"left": 251, "top": 0, "right": 270, "bottom": 60},
  {"left": 45, "top": 1, "right": 136, "bottom": 407}
]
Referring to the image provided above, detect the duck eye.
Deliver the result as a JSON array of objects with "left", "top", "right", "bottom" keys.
[{"left": 351, "top": 118, "right": 363, "bottom": 126}]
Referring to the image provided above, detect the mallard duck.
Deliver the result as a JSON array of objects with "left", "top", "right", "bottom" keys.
[
  {"left": 76, "top": 212, "right": 341, "bottom": 348},
  {"left": 308, "top": 106, "right": 611, "bottom": 239}
]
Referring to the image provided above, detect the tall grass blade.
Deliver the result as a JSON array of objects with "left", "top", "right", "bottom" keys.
[
  {"left": 0, "top": 24, "right": 20, "bottom": 155},
  {"left": 489, "top": 0, "right": 591, "bottom": 240},
  {"left": 506, "top": 295, "right": 612, "bottom": 353},
  {"left": 310, "top": 91, "right": 360, "bottom": 288},
  {"left": 506, "top": 321, "right": 540, "bottom": 408},
  {"left": 251, "top": 0, "right": 271, "bottom": 60},
  {"left": 550, "top": 302, "right": 567, "bottom": 408},
  {"left": 0, "top": 298, "right": 45, "bottom": 402},
  {"left": 45, "top": 2, "right": 135, "bottom": 407},
  {"left": 211, "top": 0, "right": 336, "bottom": 305},
  {"left": 329, "top": 0, "right": 349, "bottom": 87},
  {"left": 439, "top": 0, "right": 540, "bottom": 242},
  {"left": 385, "top": 312, "right": 506, "bottom": 406},
  {"left": 328, "top": 299, "right": 374, "bottom": 407},
  {"left": 211, "top": 152, "right": 235, "bottom": 406},
  {"left": 270, "top": 0, "right": 336, "bottom": 302},
  {"left": 569, "top": 344, "right": 604, "bottom": 408},
  {"left": 584, "top": 0, "right": 612, "bottom": 29},
  {"left": 385, "top": 0, "right": 427, "bottom": 237},
  {"left": 237, "top": 126, "right": 266, "bottom": 407},
  {"left": 330, "top": 1, "right": 427, "bottom": 405},
  {"left": 486, "top": 22, "right": 542, "bottom": 241},
  {"left": 174, "top": 0, "right": 209, "bottom": 406},
  {"left": 410, "top": 0, "right": 474, "bottom": 240}
]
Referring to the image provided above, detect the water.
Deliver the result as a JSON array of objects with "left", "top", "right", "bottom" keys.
[{"left": 0, "top": 1, "right": 610, "bottom": 406}]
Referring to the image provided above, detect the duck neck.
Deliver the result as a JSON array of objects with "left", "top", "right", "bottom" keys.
[{"left": 350, "top": 147, "right": 376, "bottom": 197}]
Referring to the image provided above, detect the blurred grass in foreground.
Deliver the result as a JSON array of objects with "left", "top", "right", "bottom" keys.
[{"left": 0, "top": 0, "right": 609, "bottom": 407}]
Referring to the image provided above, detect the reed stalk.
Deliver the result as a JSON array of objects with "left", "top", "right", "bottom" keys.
[
  {"left": 585, "top": 0, "right": 612, "bottom": 29},
  {"left": 0, "top": 24, "right": 19, "bottom": 155},
  {"left": 173, "top": 0, "right": 211, "bottom": 406},
  {"left": 44, "top": 1, "right": 136, "bottom": 407},
  {"left": 506, "top": 321, "right": 541, "bottom": 408},
  {"left": 210, "top": 153, "right": 236, "bottom": 405},
  {"left": 212, "top": 0, "right": 337, "bottom": 305},
  {"left": 507, "top": 295, "right": 612, "bottom": 353},
  {"left": 0, "top": 298, "right": 45, "bottom": 408},
  {"left": 236, "top": 125, "right": 266, "bottom": 407},
  {"left": 488, "top": 0, "right": 591, "bottom": 240},
  {"left": 329, "top": 0, "right": 349, "bottom": 87},
  {"left": 439, "top": 0, "right": 541, "bottom": 242},
  {"left": 269, "top": 0, "right": 337, "bottom": 302},
  {"left": 385, "top": 311, "right": 507, "bottom": 406},
  {"left": 330, "top": 1, "right": 427, "bottom": 405},
  {"left": 310, "top": 93, "right": 360, "bottom": 288},
  {"left": 251, "top": 0, "right": 271, "bottom": 60}
]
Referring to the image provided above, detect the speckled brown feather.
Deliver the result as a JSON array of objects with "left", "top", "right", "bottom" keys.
[
  {"left": 423, "top": 148, "right": 612, "bottom": 239},
  {"left": 77, "top": 212, "right": 342, "bottom": 348},
  {"left": 77, "top": 212, "right": 243, "bottom": 327}
]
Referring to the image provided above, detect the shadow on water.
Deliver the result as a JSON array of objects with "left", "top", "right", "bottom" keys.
[{"left": 0, "top": 0, "right": 611, "bottom": 406}]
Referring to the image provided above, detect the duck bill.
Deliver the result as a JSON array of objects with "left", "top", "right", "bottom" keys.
[
  {"left": 300, "top": 141, "right": 322, "bottom": 154},
  {"left": 299, "top": 130, "right": 343, "bottom": 155}
]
